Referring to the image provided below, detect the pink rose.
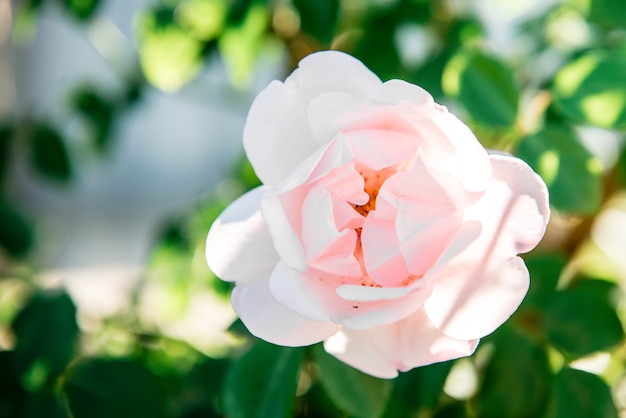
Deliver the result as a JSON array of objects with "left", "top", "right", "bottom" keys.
[{"left": 206, "top": 51, "right": 550, "bottom": 378}]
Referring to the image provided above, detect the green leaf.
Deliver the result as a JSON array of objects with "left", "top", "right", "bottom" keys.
[
  {"left": 72, "top": 87, "right": 115, "bottom": 152},
  {"left": 312, "top": 345, "right": 392, "bottom": 418},
  {"left": 0, "top": 125, "right": 13, "bottom": 184},
  {"left": 0, "top": 351, "right": 27, "bottom": 418},
  {"left": 442, "top": 49, "right": 519, "bottom": 127},
  {"left": 520, "top": 254, "right": 565, "bottom": 311},
  {"left": 136, "top": 9, "right": 204, "bottom": 92},
  {"left": 478, "top": 327, "right": 551, "bottom": 418},
  {"left": 222, "top": 341, "right": 303, "bottom": 418},
  {"left": 589, "top": 0, "right": 626, "bottom": 28},
  {"left": 384, "top": 361, "right": 453, "bottom": 417},
  {"left": 0, "top": 198, "right": 33, "bottom": 258},
  {"left": 516, "top": 123, "right": 602, "bottom": 214},
  {"left": 293, "top": 0, "right": 339, "bottom": 45},
  {"left": 61, "top": 0, "right": 100, "bottom": 20},
  {"left": 63, "top": 358, "right": 171, "bottom": 418},
  {"left": 547, "top": 368, "right": 617, "bottom": 418},
  {"left": 29, "top": 124, "right": 72, "bottom": 182},
  {"left": 352, "top": 8, "right": 401, "bottom": 81},
  {"left": 553, "top": 48, "right": 626, "bottom": 128},
  {"left": 543, "top": 279, "right": 623, "bottom": 357},
  {"left": 11, "top": 291, "right": 78, "bottom": 381}
]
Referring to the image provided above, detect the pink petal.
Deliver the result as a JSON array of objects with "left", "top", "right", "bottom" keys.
[
  {"left": 232, "top": 274, "right": 341, "bottom": 346},
  {"left": 361, "top": 214, "right": 412, "bottom": 287},
  {"left": 301, "top": 183, "right": 362, "bottom": 277},
  {"left": 424, "top": 156, "right": 550, "bottom": 340},
  {"left": 324, "top": 307, "right": 478, "bottom": 379},
  {"left": 270, "top": 262, "right": 426, "bottom": 329},
  {"left": 244, "top": 51, "right": 381, "bottom": 186},
  {"left": 205, "top": 187, "right": 279, "bottom": 283}
]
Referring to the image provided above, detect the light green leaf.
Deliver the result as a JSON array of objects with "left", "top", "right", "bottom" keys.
[
  {"left": 516, "top": 123, "right": 602, "bottom": 214},
  {"left": 553, "top": 48, "right": 626, "bottom": 128},
  {"left": 442, "top": 50, "right": 519, "bottom": 127},
  {"left": 313, "top": 345, "right": 392, "bottom": 418}
]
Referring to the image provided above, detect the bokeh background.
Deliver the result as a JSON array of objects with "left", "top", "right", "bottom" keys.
[{"left": 1, "top": 0, "right": 626, "bottom": 417}]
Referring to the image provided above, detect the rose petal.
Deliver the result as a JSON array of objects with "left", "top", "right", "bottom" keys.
[
  {"left": 244, "top": 51, "right": 381, "bottom": 186},
  {"left": 233, "top": 275, "right": 341, "bottom": 346},
  {"left": 324, "top": 307, "right": 478, "bottom": 379},
  {"left": 270, "top": 262, "right": 425, "bottom": 329},
  {"left": 424, "top": 156, "right": 550, "bottom": 340},
  {"left": 424, "top": 256, "right": 530, "bottom": 340},
  {"left": 206, "top": 186, "right": 279, "bottom": 283},
  {"left": 371, "top": 79, "right": 434, "bottom": 108},
  {"left": 301, "top": 183, "right": 362, "bottom": 277}
]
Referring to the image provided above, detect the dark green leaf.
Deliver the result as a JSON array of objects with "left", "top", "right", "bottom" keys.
[
  {"left": 312, "top": 345, "right": 392, "bottom": 418},
  {"left": 352, "top": 9, "right": 401, "bottom": 81},
  {"left": 0, "top": 198, "right": 33, "bottom": 257},
  {"left": 222, "top": 341, "right": 303, "bottom": 418},
  {"left": 478, "top": 327, "right": 551, "bottom": 418},
  {"left": 61, "top": 0, "right": 101, "bottom": 20},
  {"left": 63, "top": 358, "right": 171, "bottom": 418},
  {"left": 72, "top": 87, "right": 115, "bottom": 152},
  {"left": 553, "top": 48, "right": 626, "bottom": 128},
  {"left": 543, "top": 279, "right": 623, "bottom": 357},
  {"left": 384, "top": 361, "right": 453, "bottom": 417},
  {"left": 547, "top": 368, "right": 617, "bottom": 418},
  {"left": 29, "top": 124, "right": 72, "bottom": 182},
  {"left": 0, "top": 125, "right": 13, "bottom": 184},
  {"left": 433, "top": 401, "right": 468, "bottom": 418},
  {"left": 520, "top": 254, "right": 565, "bottom": 311},
  {"left": 0, "top": 351, "right": 27, "bottom": 418},
  {"left": 293, "top": 0, "right": 339, "bottom": 45},
  {"left": 589, "top": 0, "right": 626, "bottom": 28},
  {"left": 11, "top": 291, "right": 78, "bottom": 381},
  {"left": 442, "top": 49, "right": 519, "bottom": 127},
  {"left": 516, "top": 123, "right": 602, "bottom": 214}
]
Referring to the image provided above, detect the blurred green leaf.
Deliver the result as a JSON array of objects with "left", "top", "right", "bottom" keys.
[
  {"left": 0, "top": 125, "right": 12, "bottom": 184},
  {"left": 72, "top": 87, "right": 115, "bottom": 152},
  {"left": 61, "top": 0, "right": 100, "bottom": 20},
  {"left": 516, "top": 123, "right": 602, "bottom": 214},
  {"left": 0, "top": 351, "right": 27, "bottom": 418},
  {"left": 223, "top": 341, "right": 303, "bottom": 418},
  {"left": 293, "top": 0, "right": 339, "bottom": 45},
  {"left": 136, "top": 9, "right": 204, "bottom": 92},
  {"left": 177, "top": 0, "right": 227, "bottom": 41},
  {"left": 175, "top": 358, "right": 229, "bottom": 417},
  {"left": 442, "top": 49, "right": 519, "bottom": 127},
  {"left": 29, "top": 124, "right": 72, "bottom": 182},
  {"left": 478, "top": 327, "right": 551, "bottom": 417},
  {"left": 520, "top": 254, "right": 565, "bottom": 311},
  {"left": 11, "top": 291, "right": 78, "bottom": 380},
  {"left": 64, "top": 358, "right": 171, "bottom": 418},
  {"left": 352, "top": 8, "right": 401, "bottom": 80},
  {"left": 383, "top": 361, "right": 453, "bottom": 417},
  {"left": 433, "top": 402, "right": 468, "bottom": 418},
  {"left": 553, "top": 48, "right": 626, "bottom": 128},
  {"left": 312, "top": 345, "right": 392, "bottom": 418},
  {"left": 0, "top": 198, "right": 33, "bottom": 257},
  {"left": 589, "top": 0, "right": 626, "bottom": 28},
  {"left": 543, "top": 279, "right": 623, "bottom": 357},
  {"left": 547, "top": 368, "right": 617, "bottom": 418}
]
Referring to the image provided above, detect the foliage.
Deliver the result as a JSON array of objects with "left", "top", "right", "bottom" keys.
[{"left": 2, "top": 0, "right": 626, "bottom": 417}]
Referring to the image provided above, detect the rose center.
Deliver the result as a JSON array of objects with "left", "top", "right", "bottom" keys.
[{"left": 351, "top": 163, "right": 397, "bottom": 217}]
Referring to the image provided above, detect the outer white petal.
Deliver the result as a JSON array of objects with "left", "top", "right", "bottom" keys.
[
  {"left": 424, "top": 155, "right": 550, "bottom": 340},
  {"left": 324, "top": 307, "right": 478, "bottom": 379},
  {"left": 232, "top": 276, "right": 341, "bottom": 347},
  {"left": 206, "top": 186, "right": 279, "bottom": 283},
  {"left": 244, "top": 51, "right": 381, "bottom": 187}
]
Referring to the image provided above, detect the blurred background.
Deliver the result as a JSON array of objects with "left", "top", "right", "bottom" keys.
[{"left": 1, "top": 0, "right": 626, "bottom": 417}]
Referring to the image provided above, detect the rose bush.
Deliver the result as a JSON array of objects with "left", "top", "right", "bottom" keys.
[{"left": 206, "top": 51, "right": 550, "bottom": 378}]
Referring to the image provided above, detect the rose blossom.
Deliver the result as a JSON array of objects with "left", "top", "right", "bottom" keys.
[{"left": 206, "top": 51, "right": 549, "bottom": 378}]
